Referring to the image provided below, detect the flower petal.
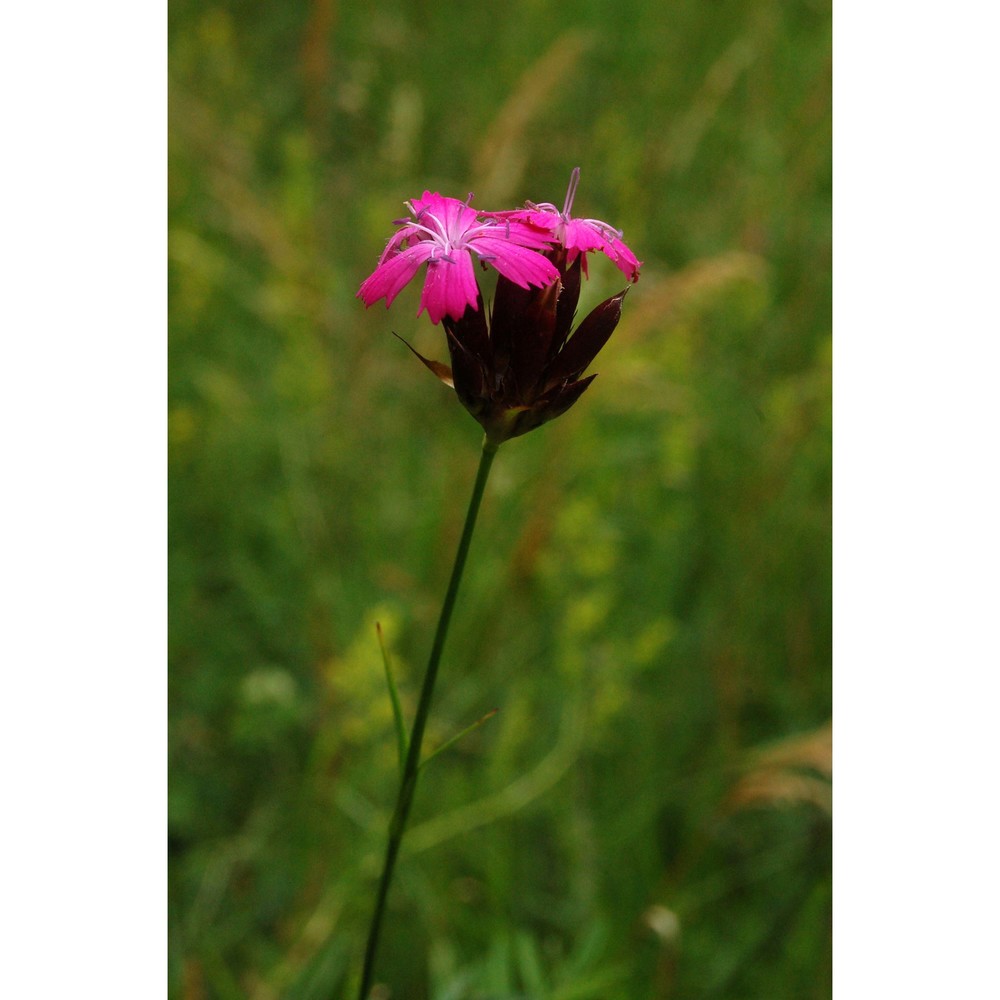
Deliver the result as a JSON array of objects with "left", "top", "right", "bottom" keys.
[
  {"left": 605, "top": 237, "right": 642, "bottom": 281},
  {"left": 498, "top": 219, "right": 560, "bottom": 250},
  {"left": 379, "top": 224, "right": 421, "bottom": 263},
  {"left": 358, "top": 243, "right": 434, "bottom": 308},
  {"left": 561, "top": 218, "right": 609, "bottom": 255},
  {"left": 473, "top": 237, "right": 559, "bottom": 289},
  {"left": 410, "top": 191, "right": 480, "bottom": 243},
  {"left": 419, "top": 252, "right": 479, "bottom": 323},
  {"left": 510, "top": 201, "right": 642, "bottom": 282}
]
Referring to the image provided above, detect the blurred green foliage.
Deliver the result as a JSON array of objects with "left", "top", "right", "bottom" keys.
[{"left": 169, "top": 0, "right": 831, "bottom": 996}]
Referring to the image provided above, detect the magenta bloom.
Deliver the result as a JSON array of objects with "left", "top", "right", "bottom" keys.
[
  {"left": 358, "top": 175, "right": 642, "bottom": 444},
  {"left": 357, "top": 191, "right": 560, "bottom": 324},
  {"left": 503, "top": 168, "right": 642, "bottom": 282}
]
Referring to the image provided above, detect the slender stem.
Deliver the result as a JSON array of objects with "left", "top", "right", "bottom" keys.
[{"left": 357, "top": 437, "right": 499, "bottom": 999}]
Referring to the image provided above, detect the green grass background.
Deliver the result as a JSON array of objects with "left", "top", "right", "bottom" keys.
[{"left": 169, "top": 1, "right": 831, "bottom": 996}]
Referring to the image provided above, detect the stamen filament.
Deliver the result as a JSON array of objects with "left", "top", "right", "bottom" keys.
[{"left": 562, "top": 166, "right": 581, "bottom": 218}]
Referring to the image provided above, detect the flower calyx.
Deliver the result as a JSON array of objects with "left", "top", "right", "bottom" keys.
[{"left": 415, "top": 253, "right": 626, "bottom": 444}]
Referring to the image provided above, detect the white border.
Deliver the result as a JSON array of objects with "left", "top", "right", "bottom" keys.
[
  {"left": 834, "top": 4, "right": 1000, "bottom": 996},
  {"left": 1, "top": 2, "right": 166, "bottom": 994}
]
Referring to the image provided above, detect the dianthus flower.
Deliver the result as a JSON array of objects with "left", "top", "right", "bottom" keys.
[
  {"left": 496, "top": 167, "right": 642, "bottom": 281},
  {"left": 357, "top": 172, "right": 641, "bottom": 443},
  {"left": 355, "top": 183, "right": 642, "bottom": 990},
  {"left": 357, "top": 191, "right": 559, "bottom": 324}
]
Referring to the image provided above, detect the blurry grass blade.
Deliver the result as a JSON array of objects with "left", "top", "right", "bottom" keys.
[
  {"left": 376, "top": 622, "right": 408, "bottom": 773},
  {"left": 472, "top": 30, "right": 592, "bottom": 203},
  {"left": 659, "top": 36, "right": 756, "bottom": 175},
  {"left": 622, "top": 250, "right": 768, "bottom": 343},
  {"left": 406, "top": 702, "right": 583, "bottom": 854},
  {"left": 728, "top": 721, "right": 833, "bottom": 815},
  {"left": 421, "top": 708, "right": 499, "bottom": 770},
  {"left": 515, "top": 932, "right": 548, "bottom": 996}
]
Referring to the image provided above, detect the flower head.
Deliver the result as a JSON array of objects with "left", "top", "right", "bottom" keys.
[
  {"left": 358, "top": 191, "right": 560, "bottom": 324},
  {"left": 498, "top": 168, "right": 642, "bottom": 282},
  {"left": 359, "top": 175, "right": 640, "bottom": 443}
]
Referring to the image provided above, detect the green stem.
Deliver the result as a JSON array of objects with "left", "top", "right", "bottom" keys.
[{"left": 357, "top": 437, "right": 499, "bottom": 999}]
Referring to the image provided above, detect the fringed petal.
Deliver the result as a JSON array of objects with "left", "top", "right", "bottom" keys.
[{"left": 358, "top": 243, "right": 434, "bottom": 309}]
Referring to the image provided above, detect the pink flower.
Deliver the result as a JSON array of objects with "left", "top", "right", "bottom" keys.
[
  {"left": 357, "top": 191, "right": 560, "bottom": 324},
  {"left": 501, "top": 168, "right": 642, "bottom": 282}
]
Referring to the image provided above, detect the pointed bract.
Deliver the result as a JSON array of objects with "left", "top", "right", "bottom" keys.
[
  {"left": 393, "top": 332, "right": 455, "bottom": 388},
  {"left": 542, "top": 289, "right": 625, "bottom": 391}
]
